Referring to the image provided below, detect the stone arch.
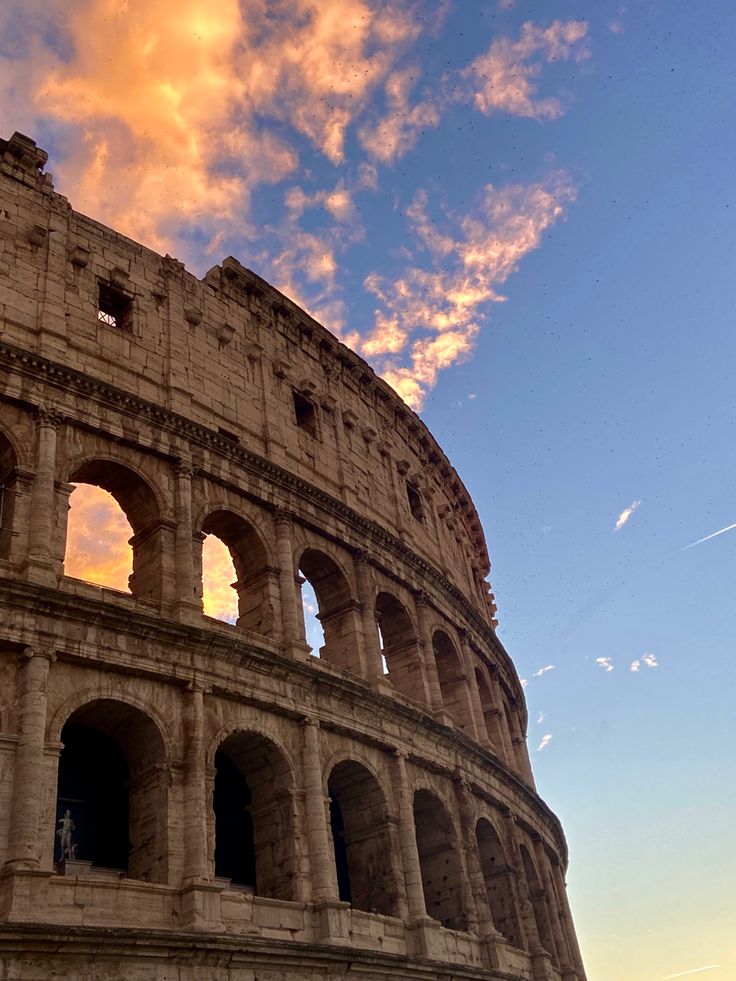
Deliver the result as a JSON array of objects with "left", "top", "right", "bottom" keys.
[
  {"left": 212, "top": 729, "right": 297, "bottom": 900},
  {"left": 327, "top": 758, "right": 400, "bottom": 917},
  {"left": 374, "top": 592, "right": 423, "bottom": 703},
  {"left": 432, "top": 630, "right": 474, "bottom": 734},
  {"left": 55, "top": 698, "right": 169, "bottom": 883},
  {"left": 413, "top": 788, "right": 467, "bottom": 931},
  {"left": 48, "top": 686, "right": 174, "bottom": 760},
  {"left": 520, "top": 844, "right": 555, "bottom": 959},
  {"left": 298, "top": 548, "right": 362, "bottom": 675},
  {"left": 65, "top": 458, "right": 166, "bottom": 603},
  {"left": 475, "top": 817, "right": 524, "bottom": 948},
  {"left": 198, "top": 507, "right": 277, "bottom": 635},
  {"left": 0, "top": 426, "right": 21, "bottom": 560}
]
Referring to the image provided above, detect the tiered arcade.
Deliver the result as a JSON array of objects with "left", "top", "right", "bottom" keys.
[{"left": 0, "top": 132, "right": 586, "bottom": 981}]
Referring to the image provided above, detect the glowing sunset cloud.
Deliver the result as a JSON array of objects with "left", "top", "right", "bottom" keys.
[
  {"left": 201, "top": 534, "right": 238, "bottom": 623},
  {"left": 64, "top": 484, "right": 132, "bottom": 590}
]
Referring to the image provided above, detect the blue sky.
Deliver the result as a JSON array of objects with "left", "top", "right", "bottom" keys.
[{"left": 3, "top": 1, "right": 735, "bottom": 977}]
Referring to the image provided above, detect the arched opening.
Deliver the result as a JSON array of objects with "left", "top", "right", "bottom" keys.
[
  {"left": 475, "top": 818, "right": 524, "bottom": 948},
  {"left": 65, "top": 484, "right": 133, "bottom": 591},
  {"left": 375, "top": 592, "right": 423, "bottom": 704},
  {"left": 200, "top": 510, "right": 275, "bottom": 634},
  {"left": 413, "top": 789, "right": 466, "bottom": 931},
  {"left": 65, "top": 461, "right": 162, "bottom": 602},
  {"left": 520, "top": 845, "right": 556, "bottom": 960},
  {"left": 299, "top": 549, "right": 361, "bottom": 675},
  {"left": 433, "top": 631, "right": 474, "bottom": 733},
  {"left": 0, "top": 430, "right": 18, "bottom": 560},
  {"left": 213, "top": 731, "right": 296, "bottom": 900},
  {"left": 327, "top": 760, "right": 399, "bottom": 917},
  {"left": 55, "top": 699, "right": 168, "bottom": 882},
  {"left": 474, "top": 669, "right": 499, "bottom": 749}
]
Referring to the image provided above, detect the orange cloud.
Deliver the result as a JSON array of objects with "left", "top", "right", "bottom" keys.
[
  {"left": 5, "top": 0, "right": 418, "bottom": 258},
  {"left": 462, "top": 19, "right": 590, "bottom": 120},
  {"left": 64, "top": 483, "right": 132, "bottom": 591},
  {"left": 201, "top": 534, "right": 238, "bottom": 623},
  {"left": 360, "top": 174, "right": 576, "bottom": 408}
]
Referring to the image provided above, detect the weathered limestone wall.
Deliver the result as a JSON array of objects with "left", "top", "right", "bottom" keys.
[{"left": 0, "top": 132, "right": 586, "bottom": 981}]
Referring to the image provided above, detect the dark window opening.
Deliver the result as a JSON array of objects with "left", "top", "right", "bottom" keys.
[
  {"left": 56, "top": 723, "right": 130, "bottom": 872},
  {"left": 214, "top": 749, "right": 256, "bottom": 888},
  {"left": 293, "top": 391, "right": 318, "bottom": 438},
  {"left": 407, "top": 482, "right": 425, "bottom": 522},
  {"left": 329, "top": 791, "right": 352, "bottom": 903},
  {"left": 98, "top": 282, "right": 133, "bottom": 331}
]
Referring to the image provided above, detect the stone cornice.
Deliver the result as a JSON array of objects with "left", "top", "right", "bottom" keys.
[{"left": 0, "top": 339, "right": 524, "bottom": 705}]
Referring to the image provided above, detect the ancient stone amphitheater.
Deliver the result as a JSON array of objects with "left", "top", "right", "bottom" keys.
[{"left": 0, "top": 132, "right": 585, "bottom": 980}]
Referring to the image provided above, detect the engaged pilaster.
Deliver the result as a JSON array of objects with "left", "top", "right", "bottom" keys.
[
  {"left": 5, "top": 647, "right": 54, "bottom": 871},
  {"left": 25, "top": 406, "right": 61, "bottom": 585}
]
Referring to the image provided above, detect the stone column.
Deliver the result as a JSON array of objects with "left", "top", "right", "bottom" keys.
[
  {"left": 414, "top": 593, "right": 447, "bottom": 718},
  {"left": 452, "top": 775, "right": 490, "bottom": 939},
  {"left": 552, "top": 858, "right": 586, "bottom": 980},
  {"left": 275, "top": 511, "right": 300, "bottom": 653},
  {"left": 182, "top": 683, "right": 209, "bottom": 883},
  {"left": 353, "top": 550, "right": 382, "bottom": 684},
  {"left": 390, "top": 750, "right": 426, "bottom": 921},
  {"left": 5, "top": 647, "right": 54, "bottom": 871},
  {"left": 458, "top": 630, "right": 487, "bottom": 743},
  {"left": 26, "top": 406, "right": 61, "bottom": 584},
  {"left": 488, "top": 670, "right": 516, "bottom": 769},
  {"left": 510, "top": 710, "right": 535, "bottom": 787},
  {"left": 533, "top": 836, "right": 568, "bottom": 971},
  {"left": 173, "top": 460, "right": 200, "bottom": 621},
  {"left": 300, "top": 718, "right": 338, "bottom": 903}
]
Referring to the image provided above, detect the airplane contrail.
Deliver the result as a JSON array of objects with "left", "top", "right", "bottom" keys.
[
  {"left": 681, "top": 522, "right": 736, "bottom": 551},
  {"left": 662, "top": 965, "right": 719, "bottom": 979}
]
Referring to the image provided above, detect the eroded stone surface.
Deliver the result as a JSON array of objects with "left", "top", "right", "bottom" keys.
[{"left": 0, "top": 131, "right": 586, "bottom": 981}]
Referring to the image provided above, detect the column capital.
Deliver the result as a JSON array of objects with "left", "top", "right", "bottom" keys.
[
  {"left": 19, "top": 645, "right": 56, "bottom": 664},
  {"left": 174, "top": 458, "right": 197, "bottom": 479},
  {"left": 300, "top": 715, "right": 320, "bottom": 730},
  {"left": 34, "top": 404, "right": 63, "bottom": 430},
  {"left": 274, "top": 506, "right": 297, "bottom": 526}
]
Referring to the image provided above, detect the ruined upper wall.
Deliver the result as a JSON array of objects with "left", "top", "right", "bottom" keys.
[{"left": 0, "top": 132, "right": 497, "bottom": 624}]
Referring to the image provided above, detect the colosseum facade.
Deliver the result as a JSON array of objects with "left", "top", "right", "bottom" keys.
[{"left": 0, "top": 131, "right": 586, "bottom": 981}]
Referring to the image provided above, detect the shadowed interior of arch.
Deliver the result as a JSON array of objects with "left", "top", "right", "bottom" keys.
[
  {"left": 213, "top": 731, "right": 297, "bottom": 900},
  {"left": 327, "top": 760, "right": 399, "bottom": 917},
  {"left": 475, "top": 818, "right": 524, "bottom": 949},
  {"left": 413, "top": 789, "right": 467, "bottom": 932},
  {"left": 55, "top": 699, "right": 168, "bottom": 883},
  {"left": 64, "top": 483, "right": 133, "bottom": 590}
]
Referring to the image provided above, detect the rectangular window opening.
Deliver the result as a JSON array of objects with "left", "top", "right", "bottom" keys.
[
  {"left": 293, "top": 391, "right": 318, "bottom": 438},
  {"left": 407, "top": 482, "right": 425, "bottom": 523},
  {"left": 98, "top": 282, "right": 133, "bottom": 331}
]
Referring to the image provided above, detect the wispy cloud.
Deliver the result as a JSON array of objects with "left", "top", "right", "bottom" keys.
[
  {"left": 662, "top": 966, "right": 720, "bottom": 980},
  {"left": 630, "top": 659, "right": 640, "bottom": 672},
  {"left": 596, "top": 656, "right": 614, "bottom": 673},
  {"left": 615, "top": 500, "right": 641, "bottom": 531},
  {"left": 532, "top": 664, "right": 556, "bottom": 678},
  {"left": 537, "top": 733, "right": 553, "bottom": 751},
  {"left": 536, "top": 712, "right": 546, "bottom": 724},
  {"left": 681, "top": 522, "right": 736, "bottom": 551},
  {"left": 361, "top": 174, "right": 576, "bottom": 406},
  {"left": 461, "top": 19, "right": 589, "bottom": 121},
  {"left": 359, "top": 66, "right": 441, "bottom": 163}
]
